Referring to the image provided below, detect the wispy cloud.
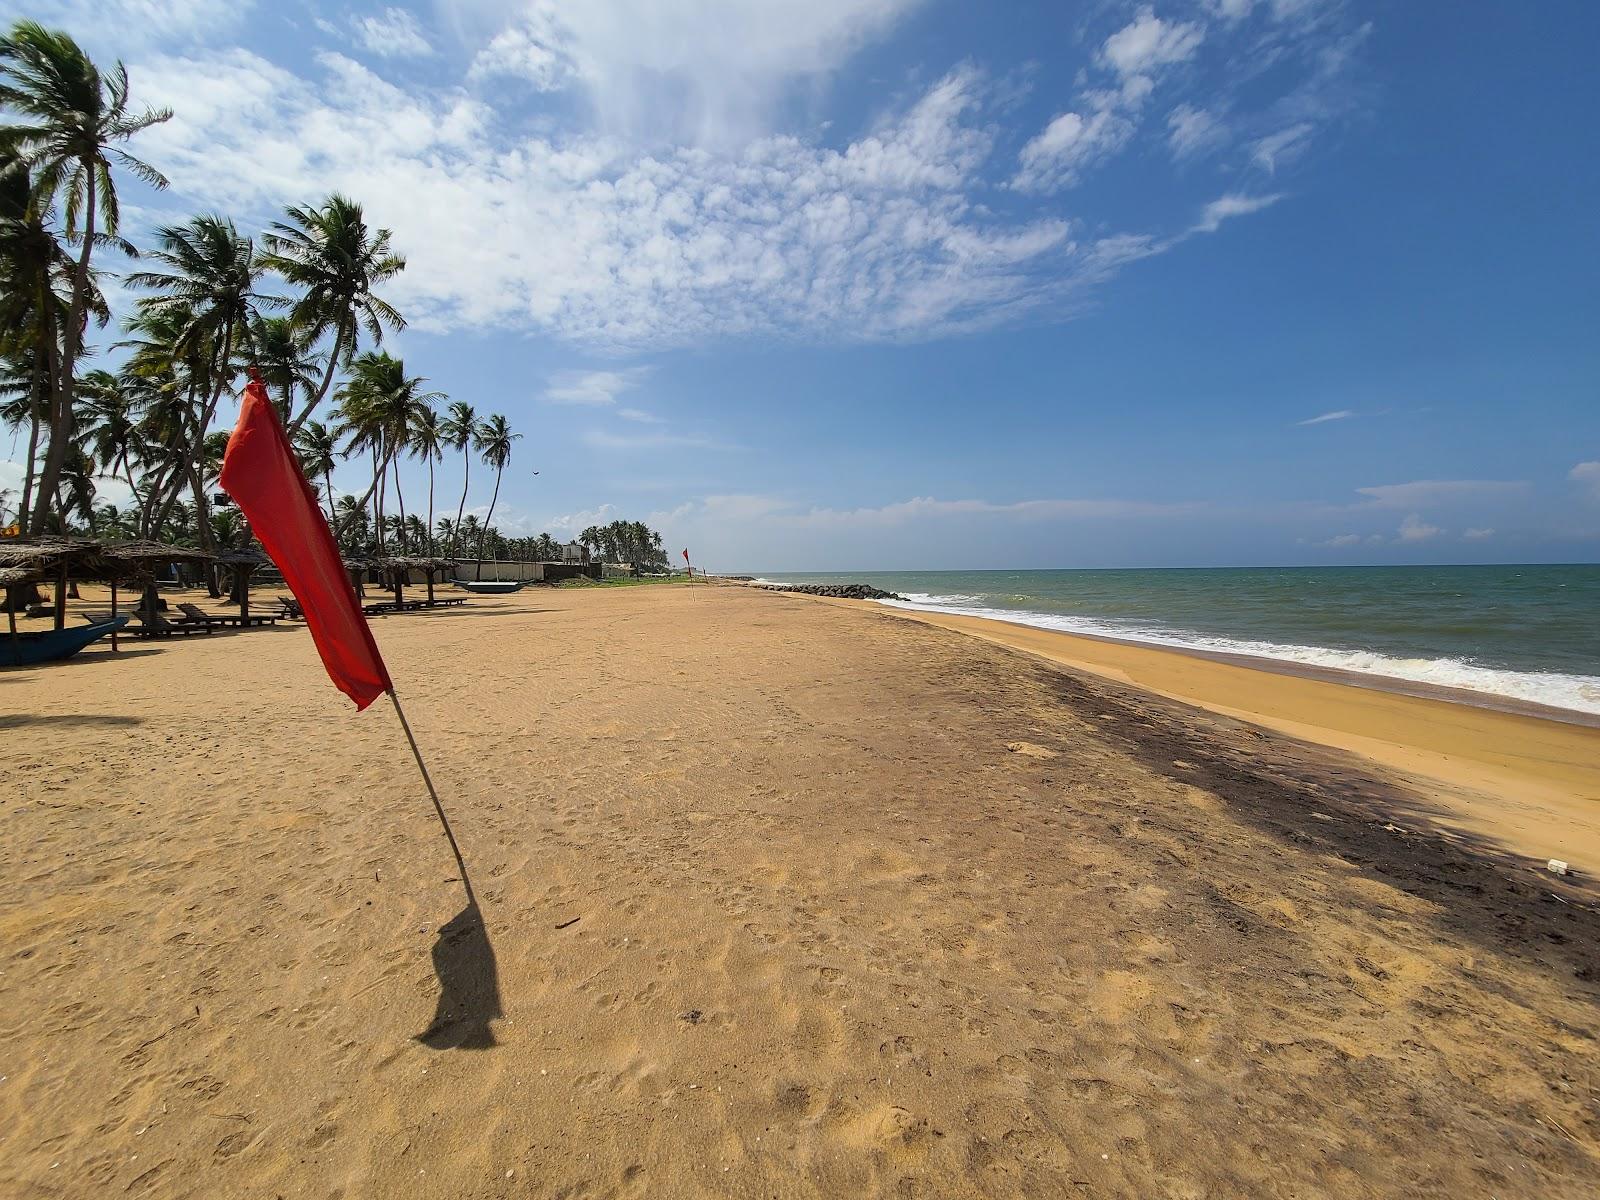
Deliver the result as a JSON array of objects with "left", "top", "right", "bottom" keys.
[
  {"left": 546, "top": 503, "right": 620, "bottom": 533},
  {"left": 1571, "top": 461, "right": 1600, "bottom": 499},
  {"left": 617, "top": 408, "right": 662, "bottom": 423},
  {"left": 1463, "top": 527, "right": 1495, "bottom": 540},
  {"left": 1397, "top": 513, "right": 1442, "bottom": 542},
  {"left": 128, "top": 0, "right": 1369, "bottom": 350},
  {"left": 1356, "top": 479, "right": 1527, "bottom": 508},
  {"left": 352, "top": 8, "right": 433, "bottom": 58},
  {"left": 658, "top": 492, "right": 1201, "bottom": 531},
  {"left": 1194, "top": 192, "right": 1282, "bottom": 233},
  {"left": 1296, "top": 409, "right": 1354, "bottom": 426},
  {"left": 543, "top": 368, "right": 650, "bottom": 406}
]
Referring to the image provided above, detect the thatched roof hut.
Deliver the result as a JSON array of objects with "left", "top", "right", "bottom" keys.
[{"left": 0, "top": 537, "right": 214, "bottom": 630}]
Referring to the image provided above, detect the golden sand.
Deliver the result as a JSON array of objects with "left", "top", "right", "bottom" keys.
[{"left": 3, "top": 582, "right": 1597, "bottom": 1197}]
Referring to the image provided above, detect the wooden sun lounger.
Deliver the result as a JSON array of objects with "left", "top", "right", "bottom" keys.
[
  {"left": 177, "top": 603, "right": 277, "bottom": 629},
  {"left": 87, "top": 608, "right": 212, "bottom": 638}
]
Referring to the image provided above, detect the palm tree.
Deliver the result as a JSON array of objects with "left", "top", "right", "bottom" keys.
[
  {"left": 293, "top": 420, "right": 338, "bottom": 523},
  {"left": 77, "top": 367, "right": 142, "bottom": 493},
  {"left": 473, "top": 413, "right": 520, "bottom": 576},
  {"left": 125, "top": 215, "right": 269, "bottom": 545},
  {"left": 0, "top": 148, "right": 101, "bottom": 534},
  {"left": 250, "top": 314, "right": 322, "bottom": 423},
  {"left": 260, "top": 194, "right": 405, "bottom": 435},
  {"left": 441, "top": 400, "right": 478, "bottom": 559},
  {"left": 408, "top": 404, "right": 444, "bottom": 555},
  {"left": 331, "top": 352, "right": 440, "bottom": 550},
  {"left": 0, "top": 20, "right": 170, "bottom": 531},
  {"left": 334, "top": 493, "right": 370, "bottom": 553}
]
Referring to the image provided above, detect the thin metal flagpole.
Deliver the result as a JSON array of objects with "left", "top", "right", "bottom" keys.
[{"left": 387, "top": 687, "right": 474, "bottom": 904}]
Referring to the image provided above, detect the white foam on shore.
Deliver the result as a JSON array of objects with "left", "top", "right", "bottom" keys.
[{"left": 877, "top": 594, "right": 1600, "bottom": 718}]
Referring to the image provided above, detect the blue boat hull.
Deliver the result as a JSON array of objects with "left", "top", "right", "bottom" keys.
[{"left": 1, "top": 616, "right": 130, "bottom": 667}]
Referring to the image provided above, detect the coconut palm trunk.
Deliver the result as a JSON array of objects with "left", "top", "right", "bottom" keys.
[
  {"left": 425, "top": 455, "right": 436, "bottom": 555},
  {"left": 148, "top": 316, "right": 236, "bottom": 539},
  {"left": 29, "top": 171, "right": 95, "bottom": 532},
  {"left": 17, "top": 350, "right": 44, "bottom": 534},
  {"left": 475, "top": 465, "right": 504, "bottom": 580},
  {"left": 452, "top": 451, "right": 471, "bottom": 562},
  {"left": 391, "top": 453, "right": 408, "bottom": 552},
  {"left": 288, "top": 321, "right": 343, "bottom": 437}
]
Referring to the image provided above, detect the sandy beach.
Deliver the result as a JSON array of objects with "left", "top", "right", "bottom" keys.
[{"left": 4, "top": 581, "right": 1598, "bottom": 1198}]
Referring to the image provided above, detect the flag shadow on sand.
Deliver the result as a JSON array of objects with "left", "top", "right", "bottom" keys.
[{"left": 416, "top": 897, "right": 503, "bottom": 1050}]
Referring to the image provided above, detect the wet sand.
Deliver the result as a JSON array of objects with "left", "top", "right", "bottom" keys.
[{"left": 2, "top": 581, "right": 1597, "bottom": 1198}]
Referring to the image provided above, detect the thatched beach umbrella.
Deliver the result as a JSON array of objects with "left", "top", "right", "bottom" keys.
[
  {"left": 0, "top": 564, "right": 47, "bottom": 640},
  {"left": 0, "top": 538, "right": 101, "bottom": 629},
  {"left": 215, "top": 547, "right": 271, "bottom": 621}
]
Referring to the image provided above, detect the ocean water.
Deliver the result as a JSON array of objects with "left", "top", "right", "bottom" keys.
[{"left": 752, "top": 566, "right": 1600, "bottom": 718}]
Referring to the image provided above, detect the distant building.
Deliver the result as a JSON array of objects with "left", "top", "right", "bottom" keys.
[{"left": 562, "top": 541, "right": 589, "bottom": 563}]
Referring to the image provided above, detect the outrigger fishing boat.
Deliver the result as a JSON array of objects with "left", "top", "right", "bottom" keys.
[
  {"left": 2, "top": 614, "right": 130, "bottom": 667},
  {"left": 450, "top": 578, "right": 528, "bottom": 594}
]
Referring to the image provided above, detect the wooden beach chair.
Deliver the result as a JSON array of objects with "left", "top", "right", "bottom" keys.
[
  {"left": 177, "top": 602, "right": 278, "bottom": 630},
  {"left": 105, "top": 607, "right": 211, "bottom": 638}
]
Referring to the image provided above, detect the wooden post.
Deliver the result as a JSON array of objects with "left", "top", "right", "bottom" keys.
[
  {"left": 54, "top": 562, "right": 67, "bottom": 630},
  {"left": 241, "top": 567, "right": 251, "bottom": 622},
  {"left": 110, "top": 579, "right": 119, "bottom": 651}
]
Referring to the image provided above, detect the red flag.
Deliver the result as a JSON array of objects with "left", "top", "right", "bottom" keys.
[
  {"left": 220, "top": 375, "right": 393, "bottom": 710},
  {"left": 682, "top": 548, "right": 690, "bottom": 562}
]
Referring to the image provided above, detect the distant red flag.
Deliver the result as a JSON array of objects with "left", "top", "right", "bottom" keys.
[
  {"left": 220, "top": 375, "right": 393, "bottom": 710},
  {"left": 682, "top": 548, "right": 690, "bottom": 563}
]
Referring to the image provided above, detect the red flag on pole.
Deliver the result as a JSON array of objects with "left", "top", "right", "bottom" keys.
[
  {"left": 220, "top": 374, "right": 393, "bottom": 710},
  {"left": 682, "top": 549, "right": 690, "bottom": 563}
]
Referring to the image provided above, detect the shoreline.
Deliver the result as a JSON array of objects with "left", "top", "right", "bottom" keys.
[
  {"left": 762, "top": 587, "right": 1600, "bottom": 870},
  {"left": 878, "top": 600, "right": 1600, "bottom": 729}
]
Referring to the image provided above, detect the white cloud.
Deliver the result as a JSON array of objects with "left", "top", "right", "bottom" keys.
[
  {"left": 1251, "top": 122, "right": 1313, "bottom": 172},
  {"left": 1194, "top": 192, "right": 1282, "bottom": 233},
  {"left": 1463, "top": 527, "right": 1495, "bottom": 540},
  {"left": 1356, "top": 479, "right": 1527, "bottom": 509},
  {"left": 22, "top": 0, "right": 247, "bottom": 49},
  {"left": 1013, "top": 5, "right": 1210, "bottom": 193},
  {"left": 353, "top": 8, "right": 434, "bottom": 58},
  {"left": 1323, "top": 532, "right": 1362, "bottom": 546},
  {"left": 468, "top": 0, "right": 926, "bottom": 147},
  {"left": 467, "top": 21, "right": 572, "bottom": 90},
  {"left": 617, "top": 408, "right": 662, "bottom": 423},
  {"left": 543, "top": 368, "right": 650, "bottom": 406},
  {"left": 134, "top": 55, "right": 1125, "bottom": 347},
  {"left": 660, "top": 493, "right": 1199, "bottom": 531},
  {"left": 1296, "top": 409, "right": 1353, "bottom": 426},
  {"left": 1397, "top": 513, "right": 1442, "bottom": 542},
  {"left": 1012, "top": 109, "right": 1131, "bottom": 192},
  {"left": 1207, "top": 0, "right": 1257, "bottom": 20},
  {"left": 1167, "top": 104, "right": 1226, "bottom": 159},
  {"left": 1570, "top": 461, "right": 1600, "bottom": 499},
  {"left": 1100, "top": 7, "right": 1204, "bottom": 78},
  {"left": 547, "top": 503, "right": 620, "bottom": 532}
]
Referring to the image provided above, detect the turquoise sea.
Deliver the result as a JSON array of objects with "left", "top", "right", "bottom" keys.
[{"left": 753, "top": 565, "right": 1600, "bottom": 717}]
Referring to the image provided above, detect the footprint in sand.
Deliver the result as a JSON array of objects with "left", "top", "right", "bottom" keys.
[{"left": 1005, "top": 741, "right": 1058, "bottom": 759}]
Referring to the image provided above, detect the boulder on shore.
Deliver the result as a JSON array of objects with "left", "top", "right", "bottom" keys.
[{"left": 761, "top": 582, "right": 904, "bottom": 601}]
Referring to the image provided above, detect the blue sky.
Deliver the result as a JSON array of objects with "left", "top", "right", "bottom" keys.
[{"left": 8, "top": 0, "right": 1599, "bottom": 570}]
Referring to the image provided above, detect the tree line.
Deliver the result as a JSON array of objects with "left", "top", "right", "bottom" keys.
[{"left": 0, "top": 21, "right": 536, "bottom": 570}]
